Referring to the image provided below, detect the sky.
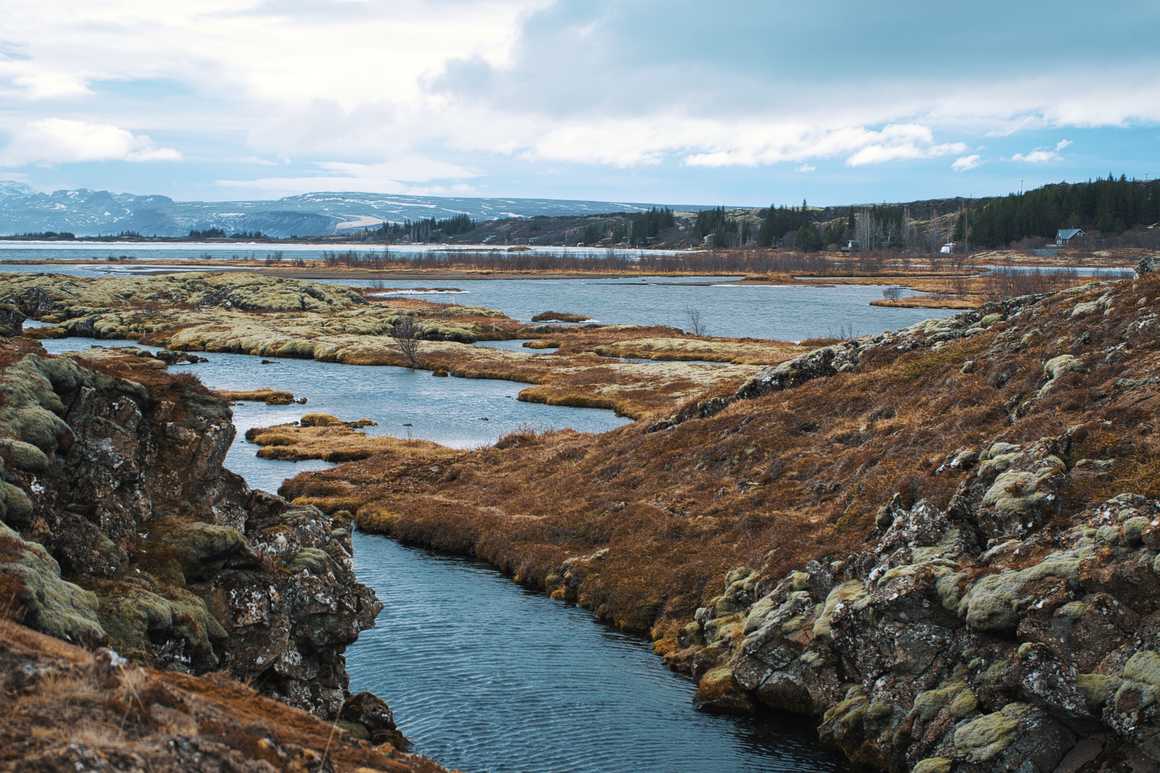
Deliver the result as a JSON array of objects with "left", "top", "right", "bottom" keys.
[{"left": 0, "top": 0, "right": 1158, "bottom": 206}]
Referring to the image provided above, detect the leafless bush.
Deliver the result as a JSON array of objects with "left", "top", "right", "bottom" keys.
[
  {"left": 984, "top": 267, "right": 1078, "bottom": 300},
  {"left": 881, "top": 286, "right": 904, "bottom": 302},
  {"left": 686, "top": 307, "right": 708, "bottom": 336},
  {"left": 390, "top": 316, "right": 422, "bottom": 368}
]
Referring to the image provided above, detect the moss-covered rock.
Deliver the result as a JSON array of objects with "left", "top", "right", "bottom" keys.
[
  {"left": 0, "top": 480, "right": 34, "bottom": 526},
  {"left": 952, "top": 703, "right": 1026, "bottom": 762},
  {"left": 694, "top": 666, "right": 752, "bottom": 713},
  {"left": 958, "top": 548, "right": 1090, "bottom": 632},
  {"left": 0, "top": 521, "right": 105, "bottom": 646},
  {"left": 97, "top": 581, "right": 227, "bottom": 670},
  {"left": 149, "top": 521, "right": 256, "bottom": 583},
  {"left": 0, "top": 437, "right": 50, "bottom": 473},
  {"left": 914, "top": 680, "right": 978, "bottom": 722}
]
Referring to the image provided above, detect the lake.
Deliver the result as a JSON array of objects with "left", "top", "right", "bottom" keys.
[{"left": 342, "top": 275, "right": 951, "bottom": 341}]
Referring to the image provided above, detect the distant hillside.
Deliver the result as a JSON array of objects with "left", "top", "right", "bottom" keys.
[{"left": 0, "top": 182, "right": 701, "bottom": 238}]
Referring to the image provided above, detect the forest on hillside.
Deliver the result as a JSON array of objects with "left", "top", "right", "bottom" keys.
[
  {"left": 959, "top": 176, "right": 1160, "bottom": 247},
  {"left": 339, "top": 177, "right": 1159, "bottom": 252}
]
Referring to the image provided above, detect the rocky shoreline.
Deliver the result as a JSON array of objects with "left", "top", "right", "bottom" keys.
[
  {"left": 7, "top": 267, "right": 1160, "bottom": 770},
  {"left": 0, "top": 328, "right": 435, "bottom": 768},
  {"left": 283, "top": 272, "right": 1160, "bottom": 771}
]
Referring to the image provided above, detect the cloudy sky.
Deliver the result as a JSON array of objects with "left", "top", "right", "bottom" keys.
[{"left": 1, "top": 0, "right": 1158, "bottom": 205}]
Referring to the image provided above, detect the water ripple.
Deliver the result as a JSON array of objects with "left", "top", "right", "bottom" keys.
[{"left": 350, "top": 535, "right": 849, "bottom": 773}]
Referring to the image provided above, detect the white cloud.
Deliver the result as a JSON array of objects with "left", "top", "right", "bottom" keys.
[
  {"left": 0, "top": 118, "right": 181, "bottom": 165},
  {"left": 952, "top": 154, "right": 982, "bottom": 171},
  {"left": 1009, "top": 137, "right": 1072, "bottom": 164},
  {"left": 216, "top": 156, "right": 479, "bottom": 197},
  {"left": 0, "top": 66, "right": 92, "bottom": 100},
  {"left": 0, "top": 1, "right": 1151, "bottom": 189}
]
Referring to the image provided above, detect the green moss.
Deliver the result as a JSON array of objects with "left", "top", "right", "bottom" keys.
[
  {"left": 0, "top": 481, "right": 34, "bottom": 525},
  {"left": 936, "top": 571, "right": 967, "bottom": 612},
  {"left": 820, "top": 688, "right": 868, "bottom": 739},
  {"left": 952, "top": 702, "right": 1030, "bottom": 762},
  {"left": 0, "top": 521, "right": 106, "bottom": 646},
  {"left": 1122, "top": 651, "right": 1160, "bottom": 688},
  {"left": 0, "top": 438, "right": 50, "bottom": 473},
  {"left": 288, "top": 547, "right": 331, "bottom": 575},
  {"left": 1122, "top": 517, "right": 1150, "bottom": 545},
  {"left": 959, "top": 549, "right": 1090, "bottom": 632},
  {"left": 1114, "top": 650, "right": 1160, "bottom": 711},
  {"left": 914, "top": 680, "right": 977, "bottom": 722},
  {"left": 1077, "top": 673, "right": 1119, "bottom": 709},
  {"left": 812, "top": 580, "right": 869, "bottom": 637},
  {"left": 912, "top": 758, "right": 952, "bottom": 773},
  {"left": 98, "top": 583, "right": 225, "bottom": 668},
  {"left": 150, "top": 521, "right": 252, "bottom": 583}
]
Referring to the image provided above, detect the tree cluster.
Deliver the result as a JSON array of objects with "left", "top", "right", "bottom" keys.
[
  {"left": 962, "top": 176, "right": 1160, "bottom": 247},
  {"left": 369, "top": 214, "right": 476, "bottom": 243}
]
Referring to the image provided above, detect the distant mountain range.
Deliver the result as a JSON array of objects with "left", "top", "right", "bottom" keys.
[{"left": 0, "top": 182, "right": 697, "bottom": 238}]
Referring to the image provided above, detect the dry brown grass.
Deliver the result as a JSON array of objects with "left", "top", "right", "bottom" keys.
[
  {"left": 215, "top": 388, "right": 300, "bottom": 405},
  {"left": 246, "top": 420, "right": 462, "bottom": 463},
  {"left": 0, "top": 619, "right": 444, "bottom": 772},
  {"left": 282, "top": 276, "right": 1160, "bottom": 664}
]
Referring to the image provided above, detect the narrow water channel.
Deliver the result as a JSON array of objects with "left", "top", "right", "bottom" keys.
[{"left": 37, "top": 337, "right": 848, "bottom": 772}]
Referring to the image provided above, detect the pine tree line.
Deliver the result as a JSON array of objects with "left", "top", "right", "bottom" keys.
[{"left": 961, "top": 176, "right": 1160, "bottom": 247}]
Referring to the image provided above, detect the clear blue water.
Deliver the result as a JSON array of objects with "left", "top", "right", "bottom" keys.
[
  {"left": 473, "top": 338, "right": 559, "bottom": 354},
  {"left": 351, "top": 534, "right": 847, "bottom": 773},
  {"left": 343, "top": 276, "right": 953, "bottom": 340},
  {"left": 34, "top": 334, "right": 846, "bottom": 772},
  {"left": 35, "top": 337, "right": 629, "bottom": 493}
]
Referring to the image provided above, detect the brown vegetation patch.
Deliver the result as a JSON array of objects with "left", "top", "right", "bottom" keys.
[
  {"left": 0, "top": 619, "right": 442, "bottom": 772},
  {"left": 215, "top": 388, "right": 302, "bottom": 405},
  {"left": 282, "top": 277, "right": 1160, "bottom": 660},
  {"left": 531, "top": 311, "right": 591, "bottom": 322},
  {"left": 246, "top": 420, "right": 461, "bottom": 463}
]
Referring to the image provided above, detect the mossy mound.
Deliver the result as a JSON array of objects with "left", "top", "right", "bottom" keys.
[{"left": 0, "top": 521, "right": 106, "bottom": 647}]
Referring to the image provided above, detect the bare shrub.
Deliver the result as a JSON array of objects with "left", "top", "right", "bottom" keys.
[
  {"left": 685, "top": 307, "right": 708, "bottom": 336},
  {"left": 984, "top": 267, "right": 1078, "bottom": 301},
  {"left": 390, "top": 316, "right": 422, "bottom": 368},
  {"left": 881, "top": 286, "right": 904, "bottom": 302}
]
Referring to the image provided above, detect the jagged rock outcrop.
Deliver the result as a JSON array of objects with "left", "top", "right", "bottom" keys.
[
  {"left": 0, "top": 303, "right": 22, "bottom": 337},
  {"left": 651, "top": 294, "right": 1043, "bottom": 431},
  {"left": 0, "top": 341, "right": 381, "bottom": 723},
  {"left": 692, "top": 459, "right": 1160, "bottom": 771}
]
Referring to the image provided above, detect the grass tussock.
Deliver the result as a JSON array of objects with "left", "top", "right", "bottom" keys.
[{"left": 246, "top": 420, "right": 461, "bottom": 463}]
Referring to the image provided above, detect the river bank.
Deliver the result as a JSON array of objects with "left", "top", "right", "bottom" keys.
[{"left": 279, "top": 271, "right": 1160, "bottom": 771}]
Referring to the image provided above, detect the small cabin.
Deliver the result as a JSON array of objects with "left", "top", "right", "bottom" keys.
[
  {"left": 1056, "top": 228, "right": 1085, "bottom": 247},
  {"left": 841, "top": 239, "right": 860, "bottom": 253},
  {"left": 939, "top": 242, "right": 957, "bottom": 255}
]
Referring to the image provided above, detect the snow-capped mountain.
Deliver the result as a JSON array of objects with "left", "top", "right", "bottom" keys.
[{"left": 0, "top": 183, "right": 684, "bottom": 237}]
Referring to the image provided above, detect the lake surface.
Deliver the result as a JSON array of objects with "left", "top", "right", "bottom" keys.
[
  {"left": 35, "top": 334, "right": 847, "bottom": 772},
  {"left": 0, "top": 240, "right": 684, "bottom": 262},
  {"left": 351, "top": 276, "right": 951, "bottom": 340},
  {"left": 9, "top": 260, "right": 956, "bottom": 340},
  {"left": 35, "top": 337, "right": 629, "bottom": 492}
]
